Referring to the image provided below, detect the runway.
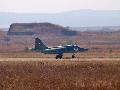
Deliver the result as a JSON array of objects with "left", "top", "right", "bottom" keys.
[{"left": 0, "top": 58, "right": 119, "bottom": 61}]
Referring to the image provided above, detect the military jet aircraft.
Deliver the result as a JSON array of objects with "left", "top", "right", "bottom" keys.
[{"left": 31, "top": 38, "right": 88, "bottom": 59}]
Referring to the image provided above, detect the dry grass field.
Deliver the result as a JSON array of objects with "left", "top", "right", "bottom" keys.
[
  {"left": 0, "top": 60, "right": 120, "bottom": 90},
  {"left": 0, "top": 51, "right": 119, "bottom": 90}
]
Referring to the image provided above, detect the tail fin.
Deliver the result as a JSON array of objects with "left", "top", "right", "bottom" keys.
[{"left": 35, "top": 38, "right": 47, "bottom": 50}]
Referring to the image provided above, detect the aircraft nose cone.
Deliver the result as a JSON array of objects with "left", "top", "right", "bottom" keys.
[{"left": 78, "top": 48, "right": 88, "bottom": 52}]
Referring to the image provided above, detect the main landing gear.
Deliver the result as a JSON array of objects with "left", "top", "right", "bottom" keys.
[
  {"left": 55, "top": 54, "right": 76, "bottom": 59},
  {"left": 72, "top": 54, "right": 76, "bottom": 58},
  {"left": 56, "top": 54, "right": 63, "bottom": 59}
]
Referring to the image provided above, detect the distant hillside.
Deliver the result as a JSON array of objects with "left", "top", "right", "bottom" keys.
[
  {"left": 8, "top": 23, "right": 77, "bottom": 36},
  {"left": 0, "top": 10, "right": 120, "bottom": 27},
  {"left": 0, "top": 22, "right": 119, "bottom": 52},
  {"left": 70, "top": 26, "right": 120, "bottom": 32},
  {"left": 0, "top": 27, "right": 120, "bottom": 52}
]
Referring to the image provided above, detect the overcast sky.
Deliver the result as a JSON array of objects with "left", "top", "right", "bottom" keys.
[{"left": 0, "top": 0, "right": 120, "bottom": 13}]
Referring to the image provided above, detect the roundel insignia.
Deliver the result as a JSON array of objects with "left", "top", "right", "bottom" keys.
[{"left": 74, "top": 47, "right": 78, "bottom": 51}]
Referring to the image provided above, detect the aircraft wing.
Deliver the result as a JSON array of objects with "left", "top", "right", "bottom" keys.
[{"left": 42, "top": 47, "right": 65, "bottom": 54}]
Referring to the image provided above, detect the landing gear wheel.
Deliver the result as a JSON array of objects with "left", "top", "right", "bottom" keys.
[
  {"left": 72, "top": 55, "right": 76, "bottom": 58},
  {"left": 56, "top": 55, "right": 63, "bottom": 59}
]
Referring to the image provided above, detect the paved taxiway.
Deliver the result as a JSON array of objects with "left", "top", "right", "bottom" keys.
[{"left": 0, "top": 58, "right": 119, "bottom": 61}]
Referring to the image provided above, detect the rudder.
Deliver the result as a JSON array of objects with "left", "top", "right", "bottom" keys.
[{"left": 35, "top": 38, "right": 47, "bottom": 51}]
